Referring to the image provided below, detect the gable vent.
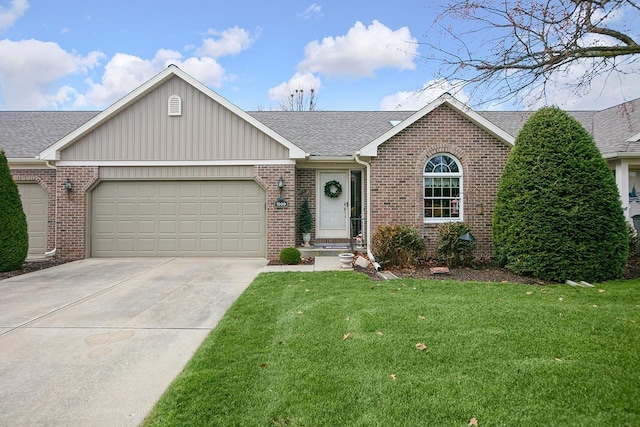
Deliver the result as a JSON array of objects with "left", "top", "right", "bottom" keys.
[{"left": 168, "top": 95, "right": 182, "bottom": 116}]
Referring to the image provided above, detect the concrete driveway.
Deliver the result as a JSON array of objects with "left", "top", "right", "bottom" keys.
[{"left": 0, "top": 257, "right": 267, "bottom": 426}]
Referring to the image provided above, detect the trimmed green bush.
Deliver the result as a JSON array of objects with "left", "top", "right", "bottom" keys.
[
  {"left": 493, "top": 107, "right": 627, "bottom": 282},
  {"left": 372, "top": 224, "right": 425, "bottom": 268},
  {"left": 279, "top": 247, "right": 301, "bottom": 265},
  {"left": 0, "top": 150, "right": 29, "bottom": 272},
  {"left": 299, "top": 198, "right": 312, "bottom": 234},
  {"left": 436, "top": 222, "right": 475, "bottom": 267}
]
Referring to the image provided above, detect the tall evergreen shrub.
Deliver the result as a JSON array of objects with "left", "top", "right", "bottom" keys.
[
  {"left": 0, "top": 150, "right": 29, "bottom": 272},
  {"left": 493, "top": 107, "right": 627, "bottom": 282}
]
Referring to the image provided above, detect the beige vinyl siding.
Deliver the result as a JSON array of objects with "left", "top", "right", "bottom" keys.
[
  {"left": 100, "top": 165, "right": 254, "bottom": 179},
  {"left": 61, "top": 76, "right": 289, "bottom": 161},
  {"left": 17, "top": 183, "right": 48, "bottom": 255}
]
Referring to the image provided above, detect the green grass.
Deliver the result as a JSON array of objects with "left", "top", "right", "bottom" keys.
[{"left": 145, "top": 272, "right": 640, "bottom": 426}]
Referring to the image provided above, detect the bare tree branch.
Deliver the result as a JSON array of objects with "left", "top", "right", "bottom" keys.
[
  {"left": 277, "top": 88, "right": 318, "bottom": 111},
  {"left": 424, "top": 0, "right": 640, "bottom": 106}
]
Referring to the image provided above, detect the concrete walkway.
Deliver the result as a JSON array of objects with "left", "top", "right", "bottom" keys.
[
  {"left": 260, "top": 255, "right": 347, "bottom": 272},
  {"left": 0, "top": 257, "right": 268, "bottom": 426}
]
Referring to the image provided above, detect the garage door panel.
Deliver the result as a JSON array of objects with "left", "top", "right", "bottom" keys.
[
  {"left": 158, "top": 239, "right": 177, "bottom": 252},
  {"left": 18, "top": 183, "right": 48, "bottom": 256},
  {"left": 200, "top": 185, "right": 219, "bottom": 197},
  {"left": 180, "top": 203, "right": 198, "bottom": 215},
  {"left": 222, "top": 184, "right": 241, "bottom": 197},
  {"left": 179, "top": 239, "right": 197, "bottom": 251},
  {"left": 222, "top": 203, "right": 240, "bottom": 216},
  {"left": 179, "top": 221, "right": 197, "bottom": 233},
  {"left": 201, "top": 221, "right": 218, "bottom": 233},
  {"left": 200, "top": 202, "right": 217, "bottom": 215},
  {"left": 243, "top": 220, "right": 261, "bottom": 234},
  {"left": 137, "top": 221, "right": 156, "bottom": 233},
  {"left": 243, "top": 202, "right": 262, "bottom": 216},
  {"left": 157, "top": 185, "right": 178, "bottom": 198},
  {"left": 117, "top": 203, "right": 136, "bottom": 215},
  {"left": 243, "top": 239, "right": 262, "bottom": 252},
  {"left": 221, "top": 239, "right": 240, "bottom": 251},
  {"left": 158, "top": 220, "right": 177, "bottom": 233},
  {"left": 222, "top": 220, "right": 240, "bottom": 233},
  {"left": 117, "top": 239, "right": 135, "bottom": 252},
  {"left": 137, "top": 239, "right": 156, "bottom": 252},
  {"left": 92, "top": 181, "right": 265, "bottom": 257}
]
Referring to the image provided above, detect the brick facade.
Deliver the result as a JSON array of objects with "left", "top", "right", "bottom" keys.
[
  {"left": 369, "top": 104, "right": 512, "bottom": 257},
  {"left": 55, "top": 167, "right": 100, "bottom": 259},
  {"left": 255, "top": 164, "right": 297, "bottom": 259}
]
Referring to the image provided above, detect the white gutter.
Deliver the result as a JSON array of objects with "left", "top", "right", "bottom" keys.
[
  {"left": 353, "top": 151, "right": 381, "bottom": 271},
  {"left": 43, "top": 161, "right": 57, "bottom": 257}
]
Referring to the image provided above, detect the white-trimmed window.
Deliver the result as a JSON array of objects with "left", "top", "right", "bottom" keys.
[{"left": 423, "top": 154, "right": 462, "bottom": 222}]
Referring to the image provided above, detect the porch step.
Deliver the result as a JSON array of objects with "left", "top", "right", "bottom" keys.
[{"left": 299, "top": 245, "right": 353, "bottom": 257}]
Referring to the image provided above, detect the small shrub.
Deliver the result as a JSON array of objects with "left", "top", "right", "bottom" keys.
[
  {"left": 628, "top": 223, "right": 639, "bottom": 258},
  {"left": 279, "top": 247, "right": 301, "bottom": 265},
  {"left": 0, "top": 150, "right": 28, "bottom": 272},
  {"left": 372, "top": 224, "right": 425, "bottom": 268},
  {"left": 299, "top": 198, "right": 313, "bottom": 234},
  {"left": 436, "top": 222, "right": 475, "bottom": 267}
]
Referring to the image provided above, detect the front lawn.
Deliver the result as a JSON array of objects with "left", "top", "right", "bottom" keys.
[{"left": 145, "top": 272, "right": 640, "bottom": 426}]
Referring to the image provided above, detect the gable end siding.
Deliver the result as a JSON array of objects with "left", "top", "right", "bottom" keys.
[{"left": 60, "top": 76, "right": 289, "bottom": 162}]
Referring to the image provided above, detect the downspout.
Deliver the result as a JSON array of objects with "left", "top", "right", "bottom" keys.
[
  {"left": 44, "top": 161, "right": 57, "bottom": 257},
  {"left": 353, "top": 151, "right": 381, "bottom": 271}
]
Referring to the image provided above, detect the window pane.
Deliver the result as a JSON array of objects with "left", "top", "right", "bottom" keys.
[{"left": 424, "top": 154, "right": 462, "bottom": 221}]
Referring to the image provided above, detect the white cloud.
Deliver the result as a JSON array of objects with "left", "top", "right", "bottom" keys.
[
  {"left": 76, "top": 49, "right": 230, "bottom": 108},
  {"left": 298, "top": 3, "right": 322, "bottom": 20},
  {"left": 380, "top": 79, "right": 471, "bottom": 110},
  {"left": 0, "top": 0, "right": 28, "bottom": 32},
  {"left": 524, "top": 59, "right": 640, "bottom": 110},
  {"left": 0, "top": 38, "right": 102, "bottom": 109},
  {"left": 267, "top": 72, "right": 322, "bottom": 101},
  {"left": 298, "top": 20, "right": 418, "bottom": 77},
  {"left": 176, "top": 56, "right": 227, "bottom": 86},
  {"left": 76, "top": 26, "right": 254, "bottom": 108},
  {"left": 195, "top": 26, "right": 253, "bottom": 58}
]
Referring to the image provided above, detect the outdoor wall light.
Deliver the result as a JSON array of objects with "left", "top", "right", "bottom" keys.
[
  {"left": 64, "top": 178, "right": 73, "bottom": 193},
  {"left": 277, "top": 177, "right": 284, "bottom": 189},
  {"left": 458, "top": 231, "right": 476, "bottom": 243}
]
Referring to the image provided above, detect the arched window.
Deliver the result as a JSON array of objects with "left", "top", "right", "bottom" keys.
[{"left": 423, "top": 154, "right": 462, "bottom": 222}]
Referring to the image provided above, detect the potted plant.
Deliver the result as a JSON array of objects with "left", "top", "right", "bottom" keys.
[{"left": 299, "top": 197, "right": 313, "bottom": 247}]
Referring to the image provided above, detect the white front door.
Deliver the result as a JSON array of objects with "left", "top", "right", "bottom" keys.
[{"left": 317, "top": 171, "right": 349, "bottom": 238}]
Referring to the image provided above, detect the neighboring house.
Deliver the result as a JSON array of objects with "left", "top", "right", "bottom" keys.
[{"left": 2, "top": 65, "right": 640, "bottom": 261}]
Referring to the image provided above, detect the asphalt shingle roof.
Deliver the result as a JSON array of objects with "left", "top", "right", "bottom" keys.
[
  {"left": 0, "top": 111, "right": 99, "bottom": 158},
  {"left": 248, "top": 111, "right": 413, "bottom": 157},
  {"left": 2, "top": 99, "right": 639, "bottom": 159}
]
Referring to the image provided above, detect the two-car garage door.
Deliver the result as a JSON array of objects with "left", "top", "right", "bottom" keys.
[{"left": 91, "top": 181, "right": 265, "bottom": 257}]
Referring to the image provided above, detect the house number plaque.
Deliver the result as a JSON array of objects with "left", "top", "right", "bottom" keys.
[{"left": 274, "top": 198, "right": 288, "bottom": 208}]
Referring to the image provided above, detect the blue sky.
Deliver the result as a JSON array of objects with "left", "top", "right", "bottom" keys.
[{"left": 0, "top": 0, "right": 638, "bottom": 112}]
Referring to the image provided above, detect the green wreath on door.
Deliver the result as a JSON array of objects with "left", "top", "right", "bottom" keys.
[{"left": 324, "top": 180, "right": 342, "bottom": 198}]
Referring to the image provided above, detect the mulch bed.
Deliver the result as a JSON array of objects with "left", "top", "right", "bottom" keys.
[
  {"left": 267, "top": 257, "right": 315, "bottom": 266},
  {"left": 0, "top": 257, "right": 72, "bottom": 280},
  {"left": 356, "top": 254, "right": 640, "bottom": 284}
]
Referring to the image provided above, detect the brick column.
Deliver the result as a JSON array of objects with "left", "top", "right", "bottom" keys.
[
  {"left": 255, "top": 164, "right": 296, "bottom": 259},
  {"left": 56, "top": 167, "right": 99, "bottom": 260}
]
